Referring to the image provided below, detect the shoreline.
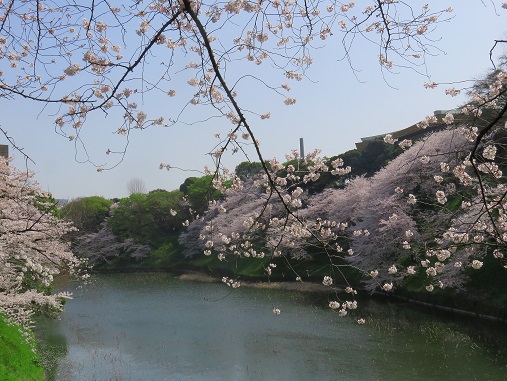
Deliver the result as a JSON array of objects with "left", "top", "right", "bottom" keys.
[
  {"left": 177, "top": 271, "right": 507, "bottom": 323},
  {"left": 178, "top": 271, "right": 334, "bottom": 292},
  {"left": 90, "top": 269, "right": 507, "bottom": 323}
]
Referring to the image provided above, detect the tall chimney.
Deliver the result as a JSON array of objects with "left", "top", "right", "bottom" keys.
[{"left": 299, "top": 137, "right": 304, "bottom": 158}]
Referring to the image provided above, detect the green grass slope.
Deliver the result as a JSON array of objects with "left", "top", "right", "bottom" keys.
[{"left": 0, "top": 316, "right": 44, "bottom": 381}]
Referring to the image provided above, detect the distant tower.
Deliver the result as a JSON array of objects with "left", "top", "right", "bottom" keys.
[
  {"left": 0, "top": 144, "right": 8, "bottom": 159},
  {"left": 299, "top": 137, "right": 304, "bottom": 158}
]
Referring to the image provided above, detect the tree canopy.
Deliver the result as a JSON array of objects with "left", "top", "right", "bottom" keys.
[
  {"left": 108, "top": 189, "right": 188, "bottom": 243},
  {"left": 180, "top": 175, "right": 224, "bottom": 214},
  {"left": 235, "top": 161, "right": 264, "bottom": 180},
  {"left": 60, "top": 196, "right": 113, "bottom": 233}
]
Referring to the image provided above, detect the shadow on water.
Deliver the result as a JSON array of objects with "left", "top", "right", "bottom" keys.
[
  {"left": 359, "top": 296, "right": 507, "bottom": 358},
  {"left": 35, "top": 319, "right": 68, "bottom": 381},
  {"left": 278, "top": 286, "right": 507, "bottom": 363}
]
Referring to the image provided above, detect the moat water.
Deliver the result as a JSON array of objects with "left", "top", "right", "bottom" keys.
[{"left": 37, "top": 273, "right": 507, "bottom": 380}]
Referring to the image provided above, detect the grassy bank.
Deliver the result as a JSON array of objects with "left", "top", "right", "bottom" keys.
[{"left": 0, "top": 316, "right": 45, "bottom": 381}]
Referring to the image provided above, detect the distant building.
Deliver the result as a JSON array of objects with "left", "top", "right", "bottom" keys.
[
  {"left": 355, "top": 109, "right": 474, "bottom": 151},
  {"left": 0, "top": 144, "right": 8, "bottom": 159},
  {"left": 355, "top": 108, "right": 507, "bottom": 151},
  {"left": 55, "top": 199, "right": 70, "bottom": 208}
]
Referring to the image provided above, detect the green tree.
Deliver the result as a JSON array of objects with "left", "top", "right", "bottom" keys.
[
  {"left": 235, "top": 161, "right": 264, "bottom": 180},
  {"left": 108, "top": 190, "right": 187, "bottom": 244},
  {"left": 359, "top": 140, "right": 403, "bottom": 176},
  {"left": 108, "top": 194, "right": 153, "bottom": 242},
  {"left": 180, "top": 176, "right": 223, "bottom": 214},
  {"left": 60, "top": 196, "right": 112, "bottom": 233},
  {"left": 328, "top": 142, "right": 403, "bottom": 181},
  {"left": 179, "top": 177, "right": 198, "bottom": 195},
  {"left": 146, "top": 189, "right": 188, "bottom": 234}
]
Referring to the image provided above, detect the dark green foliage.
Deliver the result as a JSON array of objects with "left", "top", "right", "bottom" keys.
[
  {"left": 108, "top": 190, "right": 188, "bottom": 244},
  {"left": 235, "top": 161, "right": 264, "bottom": 180},
  {"left": 60, "top": 196, "right": 113, "bottom": 233},
  {"left": 463, "top": 254, "right": 507, "bottom": 314},
  {"left": 275, "top": 142, "right": 405, "bottom": 195},
  {"left": 444, "top": 194, "right": 462, "bottom": 212},
  {"left": 340, "top": 141, "right": 403, "bottom": 178},
  {"left": 179, "top": 176, "right": 197, "bottom": 194},
  {"left": 141, "top": 240, "right": 184, "bottom": 268},
  {"left": 144, "top": 190, "right": 188, "bottom": 234},
  {"left": 180, "top": 175, "right": 223, "bottom": 214}
]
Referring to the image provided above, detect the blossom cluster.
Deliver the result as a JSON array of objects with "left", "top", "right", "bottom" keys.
[{"left": 0, "top": 0, "right": 455, "bottom": 170}]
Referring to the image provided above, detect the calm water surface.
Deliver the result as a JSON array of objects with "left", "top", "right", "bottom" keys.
[{"left": 37, "top": 273, "right": 507, "bottom": 381}]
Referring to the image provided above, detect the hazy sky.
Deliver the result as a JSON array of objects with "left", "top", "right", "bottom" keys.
[{"left": 1, "top": 1, "right": 506, "bottom": 200}]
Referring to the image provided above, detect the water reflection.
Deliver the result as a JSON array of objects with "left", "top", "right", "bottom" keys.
[{"left": 36, "top": 273, "right": 507, "bottom": 381}]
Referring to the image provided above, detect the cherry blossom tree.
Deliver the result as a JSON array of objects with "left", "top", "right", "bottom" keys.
[
  {"left": 342, "top": 128, "right": 474, "bottom": 291},
  {"left": 0, "top": 158, "right": 85, "bottom": 334},
  {"left": 72, "top": 224, "right": 151, "bottom": 264},
  {"left": 183, "top": 106, "right": 507, "bottom": 301},
  {"left": 397, "top": 58, "right": 507, "bottom": 291}
]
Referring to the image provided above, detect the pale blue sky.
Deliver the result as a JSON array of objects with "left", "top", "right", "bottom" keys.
[{"left": 1, "top": 1, "right": 506, "bottom": 200}]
